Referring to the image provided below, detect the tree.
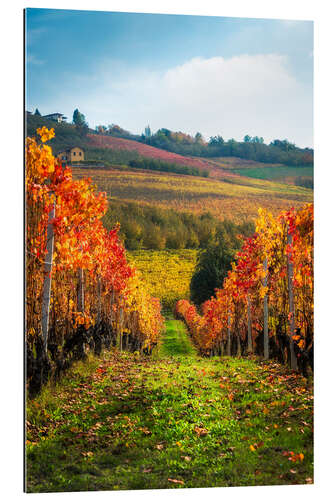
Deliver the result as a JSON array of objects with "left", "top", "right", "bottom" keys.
[
  {"left": 244, "top": 135, "right": 251, "bottom": 142},
  {"left": 73, "top": 108, "right": 86, "bottom": 127},
  {"left": 34, "top": 108, "right": 41, "bottom": 116},
  {"left": 195, "top": 132, "right": 204, "bottom": 144},
  {"left": 190, "top": 236, "right": 234, "bottom": 305},
  {"left": 144, "top": 125, "right": 151, "bottom": 138}
]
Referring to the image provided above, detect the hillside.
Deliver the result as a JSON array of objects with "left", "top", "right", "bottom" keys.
[
  {"left": 73, "top": 167, "right": 313, "bottom": 224},
  {"left": 26, "top": 114, "right": 313, "bottom": 187},
  {"left": 87, "top": 134, "right": 236, "bottom": 180}
]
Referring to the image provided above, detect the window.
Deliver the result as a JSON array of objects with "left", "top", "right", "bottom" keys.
[
  {"left": 73, "top": 151, "right": 76, "bottom": 156},
  {"left": 79, "top": 151, "right": 82, "bottom": 156}
]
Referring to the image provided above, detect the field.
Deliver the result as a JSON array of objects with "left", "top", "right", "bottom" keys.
[
  {"left": 208, "top": 157, "right": 313, "bottom": 187},
  {"left": 127, "top": 250, "right": 197, "bottom": 311},
  {"left": 233, "top": 165, "right": 313, "bottom": 185},
  {"left": 26, "top": 319, "right": 313, "bottom": 492},
  {"left": 87, "top": 134, "right": 239, "bottom": 180},
  {"left": 74, "top": 168, "right": 313, "bottom": 223}
]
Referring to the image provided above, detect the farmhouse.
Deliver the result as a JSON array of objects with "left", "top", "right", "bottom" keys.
[
  {"left": 43, "top": 112, "right": 67, "bottom": 123},
  {"left": 57, "top": 146, "right": 85, "bottom": 163}
]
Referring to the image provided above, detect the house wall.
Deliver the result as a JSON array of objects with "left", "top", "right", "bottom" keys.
[
  {"left": 57, "top": 151, "right": 69, "bottom": 162},
  {"left": 70, "top": 147, "right": 84, "bottom": 162}
]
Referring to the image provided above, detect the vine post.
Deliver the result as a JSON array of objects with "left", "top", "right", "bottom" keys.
[
  {"left": 227, "top": 310, "right": 231, "bottom": 356},
  {"left": 287, "top": 226, "right": 298, "bottom": 370},
  {"left": 247, "top": 295, "right": 253, "bottom": 353},
  {"left": 263, "top": 257, "right": 269, "bottom": 359},
  {"left": 97, "top": 276, "right": 102, "bottom": 324},
  {"left": 77, "top": 268, "right": 84, "bottom": 312},
  {"left": 41, "top": 194, "right": 55, "bottom": 353}
]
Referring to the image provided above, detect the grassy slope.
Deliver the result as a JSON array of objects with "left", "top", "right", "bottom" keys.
[
  {"left": 74, "top": 168, "right": 313, "bottom": 223},
  {"left": 208, "top": 157, "right": 313, "bottom": 186},
  {"left": 26, "top": 320, "right": 313, "bottom": 492}
]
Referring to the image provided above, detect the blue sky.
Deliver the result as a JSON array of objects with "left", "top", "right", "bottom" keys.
[{"left": 25, "top": 8, "right": 313, "bottom": 147}]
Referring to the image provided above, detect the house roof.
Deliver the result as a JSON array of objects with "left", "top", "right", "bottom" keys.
[{"left": 44, "top": 113, "right": 65, "bottom": 117}]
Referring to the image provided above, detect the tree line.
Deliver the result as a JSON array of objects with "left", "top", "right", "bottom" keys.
[
  {"left": 141, "top": 128, "right": 313, "bottom": 167},
  {"left": 103, "top": 201, "right": 254, "bottom": 251},
  {"left": 128, "top": 158, "right": 209, "bottom": 178}
]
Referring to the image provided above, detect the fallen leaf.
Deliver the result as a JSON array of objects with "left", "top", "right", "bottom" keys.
[
  {"left": 82, "top": 451, "right": 93, "bottom": 457},
  {"left": 156, "top": 444, "right": 164, "bottom": 450},
  {"left": 168, "top": 478, "right": 184, "bottom": 485},
  {"left": 194, "top": 426, "right": 209, "bottom": 437},
  {"left": 181, "top": 455, "right": 191, "bottom": 462}
]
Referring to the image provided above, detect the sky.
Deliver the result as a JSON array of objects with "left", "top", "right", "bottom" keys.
[{"left": 25, "top": 8, "right": 313, "bottom": 148}]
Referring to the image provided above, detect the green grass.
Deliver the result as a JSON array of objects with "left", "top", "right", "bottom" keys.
[
  {"left": 158, "top": 318, "right": 197, "bottom": 357},
  {"left": 233, "top": 165, "right": 313, "bottom": 182},
  {"left": 26, "top": 320, "right": 313, "bottom": 492}
]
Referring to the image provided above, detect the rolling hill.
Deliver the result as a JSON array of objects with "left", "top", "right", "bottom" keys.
[
  {"left": 26, "top": 114, "right": 313, "bottom": 188},
  {"left": 73, "top": 167, "right": 313, "bottom": 224},
  {"left": 86, "top": 134, "right": 237, "bottom": 180}
]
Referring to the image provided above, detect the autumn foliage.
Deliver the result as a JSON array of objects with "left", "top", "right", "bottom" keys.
[
  {"left": 175, "top": 204, "right": 313, "bottom": 374},
  {"left": 26, "top": 128, "right": 164, "bottom": 395}
]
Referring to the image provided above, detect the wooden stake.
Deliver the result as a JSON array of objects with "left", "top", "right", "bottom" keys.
[
  {"left": 77, "top": 268, "right": 84, "bottom": 312},
  {"left": 97, "top": 276, "right": 101, "bottom": 324},
  {"left": 41, "top": 197, "right": 55, "bottom": 353},
  {"left": 227, "top": 311, "right": 231, "bottom": 356},
  {"left": 287, "top": 228, "right": 298, "bottom": 370},
  {"left": 247, "top": 295, "right": 253, "bottom": 353},
  {"left": 263, "top": 258, "right": 269, "bottom": 359}
]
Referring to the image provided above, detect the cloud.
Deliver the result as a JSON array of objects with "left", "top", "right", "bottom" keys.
[
  {"left": 26, "top": 27, "right": 47, "bottom": 46},
  {"left": 33, "top": 53, "right": 313, "bottom": 147},
  {"left": 26, "top": 53, "right": 45, "bottom": 65}
]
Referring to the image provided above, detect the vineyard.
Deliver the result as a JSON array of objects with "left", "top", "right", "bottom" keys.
[
  {"left": 127, "top": 250, "right": 197, "bottom": 310},
  {"left": 26, "top": 128, "right": 164, "bottom": 395},
  {"left": 73, "top": 168, "right": 312, "bottom": 224},
  {"left": 175, "top": 204, "right": 313, "bottom": 375},
  {"left": 25, "top": 128, "right": 314, "bottom": 491}
]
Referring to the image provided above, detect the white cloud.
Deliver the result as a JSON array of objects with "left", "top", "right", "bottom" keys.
[
  {"left": 40, "top": 54, "right": 313, "bottom": 147},
  {"left": 26, "top": 53, "right": 45, "bottom": 65}
]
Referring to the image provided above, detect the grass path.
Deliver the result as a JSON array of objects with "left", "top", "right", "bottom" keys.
[
  {"left": 158, "top": 317, "right": 197, "bottom": 357},
  {"left": 26, "top": 320, "right": 313, "bottom": 492}
]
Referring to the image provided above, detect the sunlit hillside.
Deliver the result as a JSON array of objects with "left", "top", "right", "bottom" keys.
[{"left": 74, "top": 168, "right": 313, "bottom": 223}]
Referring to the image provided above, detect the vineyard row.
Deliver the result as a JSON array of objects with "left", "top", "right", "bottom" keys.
[
  {"left": 175, "top": 203, "right": 313, "bottom": 376},
  {"left": 26, "top": 128, "right": 164, "bottom": 396}
]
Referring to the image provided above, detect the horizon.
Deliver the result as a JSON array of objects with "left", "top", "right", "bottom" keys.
[{"left": 25, "top": 8, "right": 313, "bottom": 148}]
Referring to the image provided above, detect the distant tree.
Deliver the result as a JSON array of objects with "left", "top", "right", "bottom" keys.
[
  {"left": 190, "top": 236, "right": 234, "bottom": 305},
  {"left": 270, "top": 139, "right": 296, "bottom": 151},
  {"left": 194, "top": 132, "right": 204, "bottom": 144},
  {"left": 73, "top": 108, "right": 86, "bottom": 127},
  {"left": 244, "top": 134, "right": 251, "bottom": 142},
  {"left": 144, "top": 125, "right": 151, "bottom": 138},
  {"left": 209, "top": 135, "right": 224, "bottom": 146},
  {"left": 143, "top": 224, "right": 166, "bottom": 250},
  {"left": 34, "top": 108, "right": 41, "bottom": 116},
  {"left": 95, "top": 125, "right": 107, "bottom": 134}
]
